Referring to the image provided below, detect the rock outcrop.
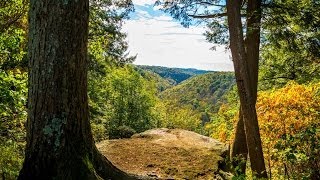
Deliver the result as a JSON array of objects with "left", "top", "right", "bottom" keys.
[{"left": 97, "top": 128, "right": 232, "bottom": 179}]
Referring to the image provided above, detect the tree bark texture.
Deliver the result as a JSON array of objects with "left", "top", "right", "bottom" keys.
[
  {"left": 231, "top": 108, "right": 248, "bottom": 175},
  {"left": 231, "top": 0, "right": 263, "bottom": 176},
  {"left": 18, "top": 0, "right": 141, "bottom": 179},
  {"left": 226, "top": 0, "right": 267, "bottom": 178}
]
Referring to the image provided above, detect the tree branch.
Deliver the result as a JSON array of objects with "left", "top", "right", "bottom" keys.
[
  {"left": 0, "top": 12, "right": 25, "bottom": 34},
  {"left": 188, "top": 13, "right": 246, "bottom": 19},
  {"left": 261, "top": 76, "right": 295, "bottom": 81},
  {"left": 188, "top": 13, "right": 227, "bottom": 19},
  {"left": 191, "top": 1, "right": 226, "bottom": 7},
  {"left": 0, "top": 0, "right": 28, "bottom": 34}
]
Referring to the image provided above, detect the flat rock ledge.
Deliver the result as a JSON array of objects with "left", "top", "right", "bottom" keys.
[{"left": 97, "top": 128, "right": 232, "bottom": 180}]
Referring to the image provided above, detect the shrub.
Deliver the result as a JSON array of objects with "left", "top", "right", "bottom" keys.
[
  {"left": 257, "top": 82, "right": 320, "bottom": 179},
  {"left": 108, "top": 125, "right": 136, "bottom": 139},
  {"left": 0, "top": 141, "right": 24, "bottom": 179}
]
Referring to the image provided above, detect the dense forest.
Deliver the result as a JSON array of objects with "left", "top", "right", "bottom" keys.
[
  {"left": 0, "top": 0, "right": 319, "bottom": 179},
  {"left": 137, "top": 65, "right": 212, "bottom": 84}
]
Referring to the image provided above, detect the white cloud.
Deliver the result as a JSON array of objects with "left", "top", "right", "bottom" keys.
[{"left": 123, "top": 4, "right": 233, "bottom": 71}]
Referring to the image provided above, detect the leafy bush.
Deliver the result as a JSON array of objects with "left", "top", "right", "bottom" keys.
[
  {"left": 154, "top": 97, "right": 204, "bottom": 133},
  {"left": 106, "top": 66, "right": 158, "bottom": 133},
  {"left": 108, "top": 125, "right": 136, "bottom": 139},
  {"left": 91, "top": 120, "right": 108, "bottom": 142},
  {"left": 0, "top": 141, "right": 24, "bottom": 179},
  {"left": 88, "top": 66, "right": 159, "bottom": 140},
  {"left": 204, "top": 85, "right": 239, "bottom": 142},
  {"left": 0, "top": 70, "right": 27, "bottom": 141},
  {"left": 273, "top": 125, "right": 320, "bottom": 179},
  {"left": 257, "top": 82, "right": 320, "bottom": 179},
  {"left": 0, "top": 70, "right": 27, "bottom": 179}
]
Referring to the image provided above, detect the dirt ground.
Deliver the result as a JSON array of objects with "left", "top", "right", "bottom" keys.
[{"left": 96, "top": 128, "right": 230, "bottom": 179}]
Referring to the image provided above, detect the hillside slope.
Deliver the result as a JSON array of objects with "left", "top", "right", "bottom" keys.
[
  {"left": 134, "top": 66, "right": 175, "bottom": 92},
  {"left": 137, "top": 65, "right": 211, "bottom": 84},
  {"left": 160, "top": 72, "right": 235, "bottom": 113},
  {"left": 130, "top": 67, "right": 236, "bottom": 133}
]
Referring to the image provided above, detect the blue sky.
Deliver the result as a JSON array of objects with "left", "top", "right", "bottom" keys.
[{"left": 122, "top": 0, "right": 233, "bottom": 71}]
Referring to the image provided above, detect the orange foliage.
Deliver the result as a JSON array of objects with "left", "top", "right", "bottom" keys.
[
  {"left": 256, "top": 82, "right": 320, "bottom": 177},
  {"left": 257, "top": 82, "right": 319, "bottom": 140}
]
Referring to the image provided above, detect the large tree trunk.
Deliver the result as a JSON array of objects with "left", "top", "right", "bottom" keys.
[
  {"left": 226, "top": 0, "right": 267, "bottom": 178},
  {"left": 18, "top": 0, "right": 139, "bottom": 179},
  {"left": 231, "top": 0, "right": 262, "bottom": 176}
]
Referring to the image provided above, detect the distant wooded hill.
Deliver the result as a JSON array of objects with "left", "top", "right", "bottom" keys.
[
  {"left": 135, "top": 65, "right": 235, "bottom": 111},
  {"left": 136, "top": 65, "right": 212, "bottom": 84},
  {"left": 160, "top": 72, "right": 235, "bottom": 108},
  {"left": 135, "top": 65, "right": 236, "bottom": 129},
  {"left": 160, "top": 72, "right": 235, "bottom": 116}
]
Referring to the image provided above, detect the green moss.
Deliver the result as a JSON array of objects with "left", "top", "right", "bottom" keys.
[{"left": 82, "top": 154, "right": 94, "bottom": 172}]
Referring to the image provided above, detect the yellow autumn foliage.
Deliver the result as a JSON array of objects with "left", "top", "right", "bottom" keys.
[
  {"left": 205, "top": 103, "right": 238, "bottom": 143},
  {"left": 257, "top": 82, "right": 320, "bottom": 178},
  {"left": 257, "top": 82, "right": 319, "bottom": 138}
]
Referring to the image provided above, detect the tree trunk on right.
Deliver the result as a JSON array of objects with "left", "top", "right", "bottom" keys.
[
  {"left": 231, "top": 0, "right": 263, "bottom": 176},
  {"left": 231, "top": 109, "right": 248, "bottom": 175},
  {"left": 226, "top": 0, "right": 267, "bottom": 178}
]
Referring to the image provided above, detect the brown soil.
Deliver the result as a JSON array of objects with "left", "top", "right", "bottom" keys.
[{"left": 96, "top": 128, "right": 230, "bottom": 179}]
